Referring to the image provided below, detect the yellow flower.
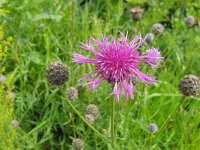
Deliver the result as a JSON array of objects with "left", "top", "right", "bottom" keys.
[{"left": 0, "top": 4, "right": 19, "bottom": 149}]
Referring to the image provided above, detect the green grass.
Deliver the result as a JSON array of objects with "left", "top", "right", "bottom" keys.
[{"left": 1, "top": 0, "right": 200, "bottom": 149}]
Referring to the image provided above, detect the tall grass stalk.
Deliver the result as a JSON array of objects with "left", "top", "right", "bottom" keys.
[{"left": 153, "top": 96, "right": 185, "bottom": 142}]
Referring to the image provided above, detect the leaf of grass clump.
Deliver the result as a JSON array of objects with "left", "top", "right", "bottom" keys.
[
  {"left": 27, "top": 120, "right": 49, "bottom": 135},
  {"left": 31, "top": 13, "right": 62, "bottom": 22},
  {"left": 27, "top": 51, "right": 43, "bottom": 65}
]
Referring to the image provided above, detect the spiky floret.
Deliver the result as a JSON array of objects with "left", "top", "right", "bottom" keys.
[
  {"left": 184, "top": 16, "right": 195, "bottom": 27},
  {"left": 72, "top": 32, "right": 163, "bottom": 102},
  {"left": 85, "top": 104, "right": 100, "bottom": 119},
  {"left": 178, "top": 74, "right": 200, "bottom": 97},
  {"left": 152, "top": 23, "right": 164, "bottom": 35},
  {"left": 66, "top": 87, "right": 78, "bottom": 101},
  {"left": 72, "top": 139, "right": 84, "bottom": 150},
  {"left": 46, "top": 61, "right": 69, "bottom": 86},
  {"left": 148, "top": 123, "right": 158, "bottom": 133}
]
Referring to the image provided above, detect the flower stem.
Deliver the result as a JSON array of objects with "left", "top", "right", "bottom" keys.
[
  {"left": 180, "top": 0, "right": 187, "bottom": 19},
  {"left": 153, "top": 96, "right": 185, "bottom": 142},
  {"left": 60, "top": 88, "right": 110, "bottom": 143},
  {"left": 111, "top": 95, "right": 115, "bottom": 149},
  {"left": 71, "top": 111, "right": 76, "bottom": 138}
]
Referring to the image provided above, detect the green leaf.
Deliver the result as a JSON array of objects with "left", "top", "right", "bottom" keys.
[
  {"left": 31, "top": 13, "right": 62, "bottom": 22},
  {"left": 27, "top": 51, "right": 43, "bottom": 65}
]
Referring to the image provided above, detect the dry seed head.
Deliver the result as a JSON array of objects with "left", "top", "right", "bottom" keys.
[
  {"left": 35, "top": 29, "right": 39, "bottom": 33},
  {"left": 103, "top": 129, "right": 111, "bottom": 137},
  {"left": 184, "top": 16, "right": 195, "bottom": 27},
  {"left": 11, "top": 120, "right": 19, "bottom": 128},
  {"left": 6, "top": 91, "right": 15, "bottom": 101},
  {"left": 145, "top": 33, "right": 154, "bottom": 44},
  {"left": 85, "top": 104, "right": 99, "bottom": 119},
  {"left": 46, "top": 61, "right": 69, "bottom": 86},
  {"left": 129, "top": 7, "right": 144, "bottom": 21},
  {"left": 85, "top": 114, "right": 94, "bottom": 125},
  {"left": 131, "top": 28, "right": 137, "bottom": 34},
  {"left": 0, "top": 73, "right": 5, "bottom": 83},
  {"left": 148, "top": 123, "right": 158, "bottom": 133},
  {"left": 66, "top": 87, "right": 78, "bottom": 101},
  {"left": 72, "top": 139, "right": 84, "bottom": 150},
  {"left": 132, "top": 13, "right": 142, "bottom": 21},
  {"left": 40, "top": 23, "right": 45, "bottom": 29},
  {"left": 152, "top": 23, "right": 164, "bottom": 35},
  {"left": 178, "top": 74, "right": 200, "bottom": 97}
]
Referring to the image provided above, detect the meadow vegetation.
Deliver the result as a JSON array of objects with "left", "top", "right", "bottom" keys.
[{"left": 1, "top": 0, "right": 200, "bottom": 149}]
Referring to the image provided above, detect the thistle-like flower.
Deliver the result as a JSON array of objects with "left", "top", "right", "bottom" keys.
[
  {"left": 148, "top": 123, "right": 158, "bottom": 133},
  {"left": 184, "top": 16, "right": 195, "bottom": 27},
  {"left": 152, "top": 23, "right": 164, "bottom": 35},
  {"left": 85, "top": 104, "right": 100, "bottom": 119},
  {"left": 46, "top": 61, "right": 69, "bottom": 86},
  {"left": 66, "top": 87, "right": 78, "bottom": 101},
  {"left": 72, "top": 32, "right": 163, "bottom": 102},
  {"left": 178, "top": 75, "right": 200, "bottom": 97},
  {"left": 72, "top": 139, "right": 84, "bottom": 150},
  {"left": 11, "top": 120, "right": 19, "bottom": 128}
]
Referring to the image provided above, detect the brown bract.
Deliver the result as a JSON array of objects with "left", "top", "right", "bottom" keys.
[
  {"left": 129, "top": 7, "right": 145, "bottom": 21},
  {"left": 72, "top": 139, "right": 84, "bottom": 150},
  {"left": 46, "top": 61, "right": 69, "bottom": 86},
  {"left": 85, "top": 114, "right": 94, "bottom": 125},
  {"left": 85, "top": 104, "right": 100, "bottom": 119},
  {"left": 11, "top": 120, "right": 19, "bottom": 128},
  {"left": 66, "top": 87, "right": 78, "bottom": 101},
  {"left": 178, "top": 74, "right": 200, "bottom": 97},
  {"left": 129, "top": 7, "right": 144, "bottom": 13}
]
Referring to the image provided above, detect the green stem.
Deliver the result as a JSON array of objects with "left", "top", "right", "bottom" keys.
[
  {"left": 60, "top": 88, "right": 110, "bottom": 143},
  {"left": 71, "top": 111, "right": 76, "bottom": 138},
  {"left": 18, "top": 127, "right": 39, "bottom": 149},
  {"left": 180, "top": 0, "right": 187, "bottom": 20},
  {"left": 94, "top": 131, "right": 98, "bottom": 150},
  {"left": 153, "top": 96, "right": 185, "bottom": 142},
  {"left": 111, "top": 95, "right": 115, "bottom": 149}
]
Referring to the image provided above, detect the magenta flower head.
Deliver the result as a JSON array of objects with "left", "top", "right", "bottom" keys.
[{"left": 72, "top": 32, "right": 163, "bottom": 102}]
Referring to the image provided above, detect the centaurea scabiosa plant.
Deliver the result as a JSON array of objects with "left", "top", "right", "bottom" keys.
[
  {"left": 72, "top": 31, "right": 163, "bottom": 149},
  {"left": 72, "top": 32, "right": 163, "bottom": 102}
]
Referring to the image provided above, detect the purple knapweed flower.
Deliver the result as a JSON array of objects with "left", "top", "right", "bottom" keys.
[{"left": 72, "top": 32, "right": 163, "bottom": 102}]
